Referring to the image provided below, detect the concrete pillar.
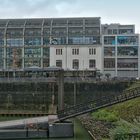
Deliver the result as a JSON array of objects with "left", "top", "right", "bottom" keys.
[
  {"left": 58, "top": 70, "right": 64, "bottom": 111},
  {"left": 74, "top": 83, "right": 76, "bottom": 105}
]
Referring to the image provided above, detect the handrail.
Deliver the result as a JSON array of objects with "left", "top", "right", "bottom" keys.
[{"left": 57, "top": 86, "right": 140, "bottom": 121}]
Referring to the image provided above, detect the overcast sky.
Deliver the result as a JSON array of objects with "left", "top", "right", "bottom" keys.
[{"left": 0, "top": 0, "right": 140, "bottom": 32}]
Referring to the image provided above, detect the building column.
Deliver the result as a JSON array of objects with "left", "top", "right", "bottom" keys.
[
  {"left": 115, "top": 36, "right": 118, "bottom": 77},
  {"left": 22, "top": 47, "right": 24, "bottom": 69},
  {"left": 58, "top": 70, "right": 64, "bottom": 111},
  {"left": 138, "top": 34, "right": 140, "bottom": 77},
  {"left": 41, "top": 47, "right": 43, "bottom": 68}
]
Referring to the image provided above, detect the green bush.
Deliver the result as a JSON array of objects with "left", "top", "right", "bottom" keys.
[
  {"left": 92, "top": 109, "right": 118, "bottom": 122},
  {"left": 110, "top": 120, "right": 140, "bottom": 140}
]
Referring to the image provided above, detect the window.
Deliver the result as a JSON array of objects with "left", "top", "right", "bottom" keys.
[
  {"left": 24, "top": 37, "right": 41, "bottom": 46},
  {"left": 104, "top": 47, "right": 115, "bottom": 56},
  {"left": 51, "top": 37, "right": 66, "bottom": 45},
  {"left": 24, "top": 58, "right": 41, "bottom": 67},
  {"left": 104, "top": 58, "right": 115, "bottom": 68},
  {"left": 117, "top": 58, "right": 138, "bottom": 68},
  {"left": 117, "top": 36, "right": 138, "bottom": 45},
  {"left": 73, "top": 59, "right": 79, "bottom": 69},
  {"left": 89, "top": 59, "right": 96, "bottom": 68},
  {"left": 72, "top": 48, "right": 79, "bottom": 55},
  {"left": 104, "top": 36, "right": 116, "bottom": 45},
  {"left": 108, "top": 29, "right": 112, "bottom": 34},
  {"left": 56, "top": 60, "right": 62, "bottom": 67},
  {"left": 68, "top": 37, "right": 83, "bottom": 44},
  {"left": 43, "top": 58, "right": 49, "bottom": 67},
  {"left": 56, "top": 49, "right": 62, "bottom": 55},
  {"left": 117, "top": 46, "right": 138, "bottom": 56},
  {"left": 113, "top": 29, "right": 118, "bottom": 34},
  {"left": 6, "top": 48, "right": 22, "bottom": 69},
  {"left": 89, "top": 48, "right": 96, "bottom": 55},
  {"left": 24, "top": 48, "right": 41, "bottom": 58},
  {"left": 6, "top": 38, "right": 23, "bottom": 47}
]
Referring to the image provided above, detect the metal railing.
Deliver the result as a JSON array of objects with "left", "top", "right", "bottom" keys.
[{"left": 57, "top": 87, "right": 140, "bottom": 121}]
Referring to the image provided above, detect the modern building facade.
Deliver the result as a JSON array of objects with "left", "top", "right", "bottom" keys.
[
  {"left": 102, "top": 24, "right": 139, "bottom": 77},
  {"left": 0, "top": 18, "right": 139, "bottom": 77}
]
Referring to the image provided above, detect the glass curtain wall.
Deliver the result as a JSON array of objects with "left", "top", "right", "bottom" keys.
[
  {"left": 24, "top": 48, "right": 41, "bottom": 67},
  {"left": 43, "top": 48, "right": 49, "bottom": 67},
  {"left": 6, "top": 48, "right": 22, "bottom": 69},
  {"left": 0, "top": 48, "right": 4, "bottom": 68},
  {"left": 6, "top": 29, "right": 23, "bottom": 47}
]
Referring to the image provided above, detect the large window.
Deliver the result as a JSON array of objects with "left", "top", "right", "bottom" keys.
[
  {"left": 50, "top": 37, "right": 66, "bottom": 45},
  {"left": 104, "top": 36, "right": 116, "bottom": 45},
  {"left": 85, "top": 27, "right": 100, "bottom": 35},
  {"left": 117, "top": 36, "right": 138, "bottom": 45},
  {"left": 104, "top": 58, "right": 115, "bottom": 68},
  {"left": 52, "top": 27, "right": 67, "bottom": 36},
  {"left": 119, "top": 29, "right": 133, "bottom": 34},
  {"left": 56, "top": 60, "right": 62, "bottom": 67},
  {"left": 85, "top": 36, "right": 100, "bottom": 44},
  {"left": 89, "top": 59, "right": 96, "bottom": 68},
  {"left": 25, "top": 29, "right": 41, "bottom": 36},
  {"left": 24, "top": 58, "right": 41, "bottom": 67},
  {"left": 24, "top": 48, "right": 41, "bottom": 58},
  {"left": 68, "top": 27, "right": 83, "bottom": 36},
  {"left": 24, "top": 37, "right": 41, "bottom": 46},
  {"left": 117, "top": 59, "right": 138, "bottom": 68},
  {"left": 6, "top": 29, "right": 23, "bottom": 38},
  {"left": 104, "top": 47, "right": 115, "bottom": 56},
  {"left": 68, "top": 37, "right": 83, "bottom": 44},
  {"left": 6, "top": 38, "right": 23, "bottom": 47},
  {"left": 73, "top": 59, "right": 79, "bottom": 69},
  {"left": 68, "top": 19, "right": 83, "bottom": 26},
  {"left": 117, "top": 46, "right": 138, "bottom": 56}
]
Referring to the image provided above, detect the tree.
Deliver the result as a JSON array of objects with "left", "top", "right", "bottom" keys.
[
  {"left": 105, "top": 73, "right": 111, "bottom": 80},
  {"left": 96, "top": 72, "right": 103, "bottom": 80}
]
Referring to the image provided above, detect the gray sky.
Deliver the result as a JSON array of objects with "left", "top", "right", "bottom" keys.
[{"left": 0, "top": 0, "right": 140, "bottom": 32}]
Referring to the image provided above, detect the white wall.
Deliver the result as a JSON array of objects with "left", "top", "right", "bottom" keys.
[{"left": 50, "top": 45, "right": 102, "bottom": 71}]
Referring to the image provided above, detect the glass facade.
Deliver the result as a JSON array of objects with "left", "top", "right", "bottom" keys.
[
  {"left": 0, "top": 48, "right": 4, "bottom": 68},
  {"left": 104, "top": 36, "right": 116, "bottom": 45},
  {"left": 117, "top": 36, "right": 138, "bottom": 45},
  {"left": 117, "top": 46, "right": 138, "bottom": 56},
  {"left": 104, "top": 58, "right": 115, "bottom": 68},
  {"left": 104, "top": 47, "right": 115, "bottom": 56},
  {"left": 6, "top": 48, "right": 22, "bottom": 69},
  {"left": 117, "top": 58, "right": 138, "bottom": 68},
  {"left": 0, "top": 29, "right": 4, "bottom": 46}
]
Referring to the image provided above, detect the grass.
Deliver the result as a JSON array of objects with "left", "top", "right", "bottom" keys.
[
  {"left": 92, "top": 109, "right": 118, "bottom": 122},
  {"left": 91, "top": 82, "right": 140, "bottom": 139}
]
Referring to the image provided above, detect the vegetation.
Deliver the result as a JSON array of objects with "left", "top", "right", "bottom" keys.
[
  {"left": 92, "top": 80, "right": 140, "bottom": 139},
  {"left": 92, "top": 109, "right": 118, "bottom": 122}
]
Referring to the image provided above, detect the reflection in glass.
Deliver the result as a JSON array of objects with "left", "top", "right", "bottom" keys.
[
  {"left": 117, "top": 46, "right": 138, "bottom": 56},
  {"left": 104, "top": 47, "right": 115, "bottom": 56}
]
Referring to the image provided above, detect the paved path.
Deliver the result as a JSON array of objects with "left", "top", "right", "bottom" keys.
[{"left": 0, "top": 115, "right": 57, "bottom": 129}]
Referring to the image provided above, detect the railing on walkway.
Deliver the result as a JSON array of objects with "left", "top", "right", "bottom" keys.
[{"left": 57, "top": 87, "right": 140, "bottom": 121}]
